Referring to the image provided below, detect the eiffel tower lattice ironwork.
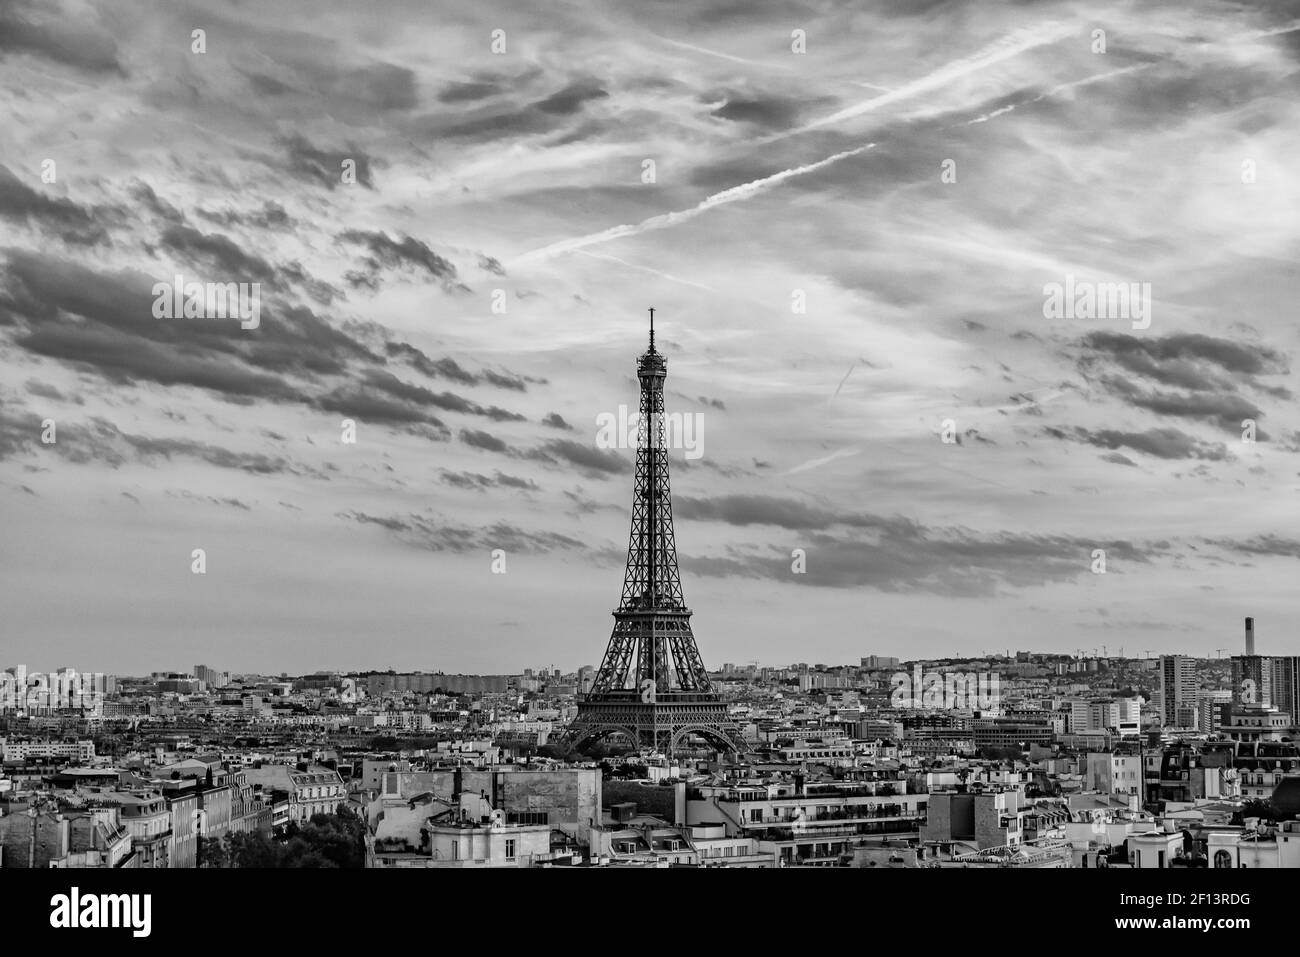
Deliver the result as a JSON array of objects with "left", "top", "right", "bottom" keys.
[{"left": 568, "top": 309, "right": 746, "bottom": 756}]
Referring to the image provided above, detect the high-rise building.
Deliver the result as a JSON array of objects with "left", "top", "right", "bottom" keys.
[
  {"left": 193, "top": 664, "right": 222, "bottom": 689},
  {"left": 860, "top": 656, "right": 900, "bottom": 670},
  {"left": 1272, "top": 657, "right": 1300, "bottom": 725},
  {"left": 1232, "top": 616, "right": 1274, "bottom": 709},
  {"left": 1159, "top": 655, "right": 1196, "bottom": 728},
  {"left": 1197, "top": 690, "right": 1233, "bottom": 735},
  {"left": 1231, "top": 655, "right": 1272, "bottom": 708}
]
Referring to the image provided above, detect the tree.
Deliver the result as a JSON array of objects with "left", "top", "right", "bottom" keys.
[
  {"left": 1230, "top": 799, "right": 1278, "bottom": 826},
  {"left": 198, "top": 835, "right": 230, "bottom": 868},
  {"left": 221, "top": 808, "right": 367, "bottom": 868},
  {"left": 538, "top": 739, "right": 577, "bottom": 762}
]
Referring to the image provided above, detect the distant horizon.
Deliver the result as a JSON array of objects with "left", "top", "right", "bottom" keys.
[{"left": 0, "top": 646, "right": 1257, "bottom": 680}]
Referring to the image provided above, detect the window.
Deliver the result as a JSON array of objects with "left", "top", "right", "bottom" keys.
[
  {"left": 505, "top": 839, "right": 516, "bottom": 860},
  {"left": 452, "top": 841, "right": 459, "bottom": 861}
]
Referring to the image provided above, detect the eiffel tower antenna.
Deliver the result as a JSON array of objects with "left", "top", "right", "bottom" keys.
[{"left": 567, "top": 309, "right": 745, "bottom": 757}]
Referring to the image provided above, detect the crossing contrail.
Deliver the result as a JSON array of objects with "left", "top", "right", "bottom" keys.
[
  {"left": 512, "top": 23, "right": 1077, "bottom": 266},
  {"left": 781, "top": 21, "right": 1077, "bottom": 138}
]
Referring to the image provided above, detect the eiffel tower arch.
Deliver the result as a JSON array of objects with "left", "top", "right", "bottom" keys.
[{"left": 568, "top": 310, "right": 747, "bottom": 757}]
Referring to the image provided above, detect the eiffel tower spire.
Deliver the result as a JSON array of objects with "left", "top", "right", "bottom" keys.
[{"left": 569, "top": 309, "right": 745, "bottom": 756}]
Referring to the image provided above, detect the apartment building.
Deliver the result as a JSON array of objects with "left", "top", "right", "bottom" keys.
[
  {"left": 242, "top": 764, "right": 347, "bottom": 823},
  {"left": 686, "top": 779, "right": 926, "bottom": 866},
  {"left": 920, "top": 787, "right": 1026, "bottom": 851},
  {"left": 1160, "top": 656, "right": 1197, "bottom": 728}
]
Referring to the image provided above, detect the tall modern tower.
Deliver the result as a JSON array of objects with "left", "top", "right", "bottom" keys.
[
  {"left": 569, "top": 310, "right": 746, "bottom": 756},
  {"left": 1159, "top": 655, "right": 1196, "bottom": 728}
]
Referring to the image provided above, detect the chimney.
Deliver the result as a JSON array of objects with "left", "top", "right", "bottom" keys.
[{"left": 1245, "top": 617, "right": 1255, "bottom": 656}]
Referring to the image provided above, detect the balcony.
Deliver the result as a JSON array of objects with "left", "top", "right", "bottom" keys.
[
  {"left": 760, "top": 818, "right": 924, "bottom": 841},
  {"left": 747, "top": 805, "right": 921, "bottom": 826}
]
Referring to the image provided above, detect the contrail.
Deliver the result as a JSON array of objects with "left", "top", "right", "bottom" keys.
[
  {"left": 512, "top": 144, "right": 875, "bottom": 265},
  {"left": 575, "top": 250, "right": 718, "bottom": 292},
  {"left": 967, "top": 64, "right": 1147, "bottom": 125},
  {"left": 1239, "top": 20, "right": 1300, "bottom": 39},
  {"left": 782, "top": 22, "right": 1076, "bottom": 138},
  {"left": 783, "top": 446, "right": 862, "bottom": 476},
  {"left": 782, "top": 441, "right": 1017, "bottom": 491},
  {"left": 656, "top": 35, "right": 792, "bottom": 69},
  {"left": 512, "top": 25, "right": 1075, "bottom": 265},
  {"left": 828, "top": 363, "right": 858, "bottom": 405}
]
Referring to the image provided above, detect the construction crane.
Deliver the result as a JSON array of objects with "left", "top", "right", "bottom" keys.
[
  {"left": 1215, "top": 648, "right": 1228, "bottom": 659},
  {"left": 1142, "top": 650, "right": 1154, "bottom": 659}
]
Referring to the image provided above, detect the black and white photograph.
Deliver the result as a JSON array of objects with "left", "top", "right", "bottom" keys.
[{"left": 1, "top": 0, "right": 1296, "bottom": 932}]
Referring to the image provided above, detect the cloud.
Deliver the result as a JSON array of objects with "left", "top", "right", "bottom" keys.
[
  {"left": 337, "top": 229, "right": 458, "bottom": 286},
  {"left": 1209, "top": 534, "right": 1300, "bottom": 559},
  {"left": 383, "top": 343, "right": 529, "bottom": 393},
  {"left": 459, "top": 428, "right": 509, "bottom": 453},
  {"left": 317, "top": 386, "right": 449, "bottom": 430},
  {"left": 438, "top": 469, "right": 539, "bottom": 492},
  {"left": 358, "top": 369, "right": 523, "bottom": 422},
  {"left": 533, "top": 79, "right": 608, "bottom": 115},
  {"left": 158, "top": 223, "right": 276, "bottom": 279},
  {"left": 710, "top": 93, "right": 807, "bottom": 129},
  {"left": 282, "top": 134, "right": 376, "bottom": 190},
  {"left": 1081, "top": 332, "right": 1289, "bottom": 388},
  {"left": 670, "top": 491, "right": 1173, "bottom": 594},
  {"left": 534, "top": 439, "right": 630, "bottom": 476},
  {"left": 1100, "top": 452, "right": 1138, "bottom": 467},
  {"left": 197, "top": 201, "right": 295, "bottom": 231},
  {"left": 0, "top": 165, "right": 117, "bottom": 244},
  {"left": 342, "top": 510, "right": 584, "bottom": 554},
  {"left": 0, "top": 409, "right": 308, "bottom": 475},
  {"left": 0, "top": 252, "right": 498, "bottom": 441},
  {"left": 438, "top": 78, "right": 507, "bottom": 103},
  {"left": 0, "top": 1, "right": 123, "bottom": 74},
  {"left": 1047, "top": 425, "right": 1230, "bottom": 461},
  {"left": 676, "top": 493, "right": 884, "bottom": 531},
  {"left": 128, "top": 182, "right": 184, "bottom": 225}
]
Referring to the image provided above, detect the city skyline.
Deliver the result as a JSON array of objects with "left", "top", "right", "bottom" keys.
[{"left": 3, "top": 0, "right": 1300, "bottom": 673}]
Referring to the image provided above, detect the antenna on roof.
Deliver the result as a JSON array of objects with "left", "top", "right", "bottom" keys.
[{"left": 648, "top": 307, "right": 655, "bottom": 352}]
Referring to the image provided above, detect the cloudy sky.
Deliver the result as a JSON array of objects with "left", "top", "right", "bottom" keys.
[{"left": 2, "top": 0, "right": 1299, "bottom": 675}]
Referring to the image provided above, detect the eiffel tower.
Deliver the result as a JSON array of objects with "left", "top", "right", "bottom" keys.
[{"left": 569, "top": 309, "right": 746, "bottom": 756}]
